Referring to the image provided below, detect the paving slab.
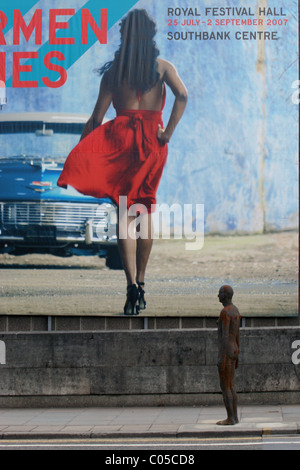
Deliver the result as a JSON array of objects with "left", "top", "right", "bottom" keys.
[{"left": 0, "top": 405, "right": 299, "bottom": 439}]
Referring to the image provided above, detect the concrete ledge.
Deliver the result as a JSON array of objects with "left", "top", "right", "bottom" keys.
[
  {"left": 0, "top": 327, "right": 299, "bottom": 406},
  {"left": 0, "top": 314, "right": 299, "bottom": 332},
  {"left": 0, "top": 392, "right": 300, "bottom": 409}
]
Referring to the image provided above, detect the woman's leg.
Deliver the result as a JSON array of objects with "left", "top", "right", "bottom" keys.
[
  {"left": 136, "top": 213, "right": 153, "bottom": 284},
  {"left": 117, "top": 210, "right": 153, "bottom": 314},
  {"left": 117, "top": 209, "right": 136, "bottom": 286}
]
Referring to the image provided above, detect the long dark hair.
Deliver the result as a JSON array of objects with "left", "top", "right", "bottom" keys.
[{"left": 98, "top": 9, "right": 160, "bottom": 94}]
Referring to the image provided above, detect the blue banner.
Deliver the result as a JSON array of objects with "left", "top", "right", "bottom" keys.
[{"left": 3, "top": 0, "right": 138, "bottom": 87}]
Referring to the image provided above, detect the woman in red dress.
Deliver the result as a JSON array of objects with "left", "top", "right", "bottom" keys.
[{"left": 58, "top": 9, "right": 187, "bottom": 315}]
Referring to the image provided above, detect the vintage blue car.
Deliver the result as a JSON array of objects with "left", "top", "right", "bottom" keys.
[{"left": 0, "top": 112, "right": 122, "bottom": 269}]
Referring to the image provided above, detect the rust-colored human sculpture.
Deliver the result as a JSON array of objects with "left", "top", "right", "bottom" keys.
[{"left": 217, "top": 285, "right": 241, "bottom": 425}]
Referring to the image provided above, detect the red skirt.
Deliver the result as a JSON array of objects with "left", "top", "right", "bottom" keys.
[{"left": 57, "top": 109, "right": 168, "bottom": 213}]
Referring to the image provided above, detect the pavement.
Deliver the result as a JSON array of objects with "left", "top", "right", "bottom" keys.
[{"left": 0, "top": 405, "right": 299, "bottom": 439}]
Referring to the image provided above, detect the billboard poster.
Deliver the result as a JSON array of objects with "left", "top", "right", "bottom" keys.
[{"left": 0, "top": 0, "right": 298, "bottom": 319}]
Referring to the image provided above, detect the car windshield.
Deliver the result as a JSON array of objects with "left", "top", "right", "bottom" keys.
[{"left": 0, "top": 120, "right": 84, "bottom": 161}]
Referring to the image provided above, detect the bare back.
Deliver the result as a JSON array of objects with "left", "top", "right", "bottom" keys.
[
  {"left": 112, "top": 57, "right": 185, "bottom": 111},
  {"left": 112, "top": 79, "right": 165, "bottom": 112}
]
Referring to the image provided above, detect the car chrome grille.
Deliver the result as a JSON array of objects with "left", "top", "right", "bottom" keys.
[{"left": 1, "top": 202, "right": 109, "bottom": 232}]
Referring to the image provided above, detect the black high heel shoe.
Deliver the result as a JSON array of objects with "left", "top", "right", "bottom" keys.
[
  {"left": 124, "top": 284, "right": 139, "bottom": 315},
  {"left": 137, "top": 282, "right": 146, "bottom": 310}
]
